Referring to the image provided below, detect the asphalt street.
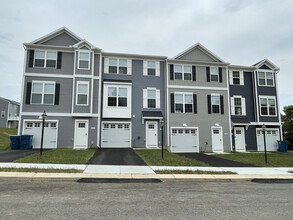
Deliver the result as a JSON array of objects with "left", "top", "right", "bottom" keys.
[{"left": 0, "top": 179, "right": 292, "bottom": 220}]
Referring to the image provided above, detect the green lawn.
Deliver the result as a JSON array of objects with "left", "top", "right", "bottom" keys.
[
  {"left": 135, "top": 149, "right": 208, "bottom": 166},
  {"left": 15, "top": 149, "right": 96, "bottom": 164},
  {"left": 214, "top": 152, "right": 293, "bottom": 167},
  {"left": 0, "top": 128, "right": 17, "bottom": 150}
]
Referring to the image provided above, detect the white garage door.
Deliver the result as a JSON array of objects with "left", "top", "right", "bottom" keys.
[
  {"left": 23, "top": 121, "right": 58, "bottom": 149},
  {"left": 256, "top": 128, "right": 280, "bottom": 151},
  {"left": 101, "top": 122, "right": 131, "bottom": 148},
  {"left": 171, "top": 128, "right": 199, "bottom": 153}
]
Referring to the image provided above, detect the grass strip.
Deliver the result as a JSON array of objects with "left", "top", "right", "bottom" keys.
[
  {"left": 155, "top": 169, "right": 236, "bottom": 175},
  {"left": 135, "top": 149, "right": 208, "bottom": 166},
  {"left": 0, "top": 128, "right": 17, "bottom": 150},
  {"left": 15, "top": 149, "right": 96, "bottom": 164},
  {"left": 0, "top": 168, "right": 82, "bottom": 173}
]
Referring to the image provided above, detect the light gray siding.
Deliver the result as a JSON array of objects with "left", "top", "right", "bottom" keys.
[
  {"left": 94, "top": 54, "right": 100, "bottom": 76},
  {"left": 0, "top": 99, "right": 8, "bottom": 128},
  {"left": 93, "top": 79, "right": 100, "bottom": 114},
  {"left": 41, "top": 33, "right": 79, "bottom": 46},
  {"left": 75, "top": 51, "right": 92, "bottom": 75},
  {"left": 73, "top": 78, "right": 91, "bottom": 113},
  {"left": 178, "top": 49, "right": 216, "bottom": 62}
]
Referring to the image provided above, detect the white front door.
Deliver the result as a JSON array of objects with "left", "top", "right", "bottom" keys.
[
  {"left": 212, "top": 127, "right": 223, "bottom": 152},
  {"left": 146, "top": 121, "right": 158, "bottom": 148},
  {"left": 234, "top": 127, "right": 245, "bottom": 151},
  {"left": 74, "top": 120, "right": 88, "bottom": 149}
]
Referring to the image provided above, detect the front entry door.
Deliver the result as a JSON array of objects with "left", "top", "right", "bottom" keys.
[
  {"left": 74, "top": 120, "right": 88, "bottom": 149},
  {"left": 146, "top": 121, "right": 158, "bottom": 148},
  {"left": 234, "top": 127, "right": 245, "bottom": 151},
  {"left": 212, "top": 127, "right": 223, "bottom": 152}
]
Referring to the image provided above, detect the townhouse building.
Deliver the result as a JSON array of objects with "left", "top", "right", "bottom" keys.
[
  {"left": 18, "top": 27, "right": 282, "bottom": 152},
  {"left": 0, "top": 97, "right": 20, "bottom": 128}
]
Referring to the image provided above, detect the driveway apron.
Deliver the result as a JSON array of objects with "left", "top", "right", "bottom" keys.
[
  {"left": 177, "top": 153, "right": 257, "bottom": 167},
  {"left": 86, "top": 148, "right": 147, "bottom": 165},
  {"left": 0, "top": 150, "right": 40, "bottom": 162}
]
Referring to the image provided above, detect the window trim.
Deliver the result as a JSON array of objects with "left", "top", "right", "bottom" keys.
[
  {"left": 107, "top": 85, "right": 128, "bottom": 108},
  {"left": 78, "top": 50, "right": 91, "bottom": 70},
  {"left": 231, "top": 95, "right": 246, "bottom": 116},
  {"left": 211, "top": 93, "right": 220, "bottom": 114},
  {"left": 30, "top": 80, "right": 56, "bottom": 105},
  {"left": 147, "top": 88, "right": 157, "bottom": 108},
  {"left": 174, "top": 92, "right": 193, "bottom": 113},
  {"left": 257, "top": 70, "right": 274, "bottom": 87},
  {"left": 76, "top": 81, "right": 89, "bottom": 106},
  {"left": 259, "top": 96, "right": 277, "bottom": 117},
  {"left": 210, "top": 67, "right": 219, "bottom": 82},
  {"left": 34, "top": 50, "right": 57, "bottom": 69},
  {"left": 174, "top": 64, "right": 192, "bottom": 81},
  {"left": 108, "top": 57, "right": 128, "bottom": 74}
]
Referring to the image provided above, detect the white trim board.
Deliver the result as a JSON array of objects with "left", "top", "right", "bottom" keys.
[{"left": 168, "top": 85, "right": 228, "bottom": 91}]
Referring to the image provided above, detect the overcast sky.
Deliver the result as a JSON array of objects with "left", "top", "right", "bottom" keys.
[{"left": 0, "top": 0, "right": 292, "bottom": 112}]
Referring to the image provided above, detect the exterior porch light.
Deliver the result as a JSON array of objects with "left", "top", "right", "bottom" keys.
[
  {"left": 262, "top": 124, "right": 268, "bottom": 164},
  {"left": 40, "top": 111, "right": 47, "bottom": 157},
  {"left": 160, "top": 119, "right": 164, "bottom": 160}
]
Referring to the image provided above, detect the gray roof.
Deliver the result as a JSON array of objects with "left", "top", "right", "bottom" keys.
[{"left": 0, "top": 97, "right": 20, "bottom": 105}]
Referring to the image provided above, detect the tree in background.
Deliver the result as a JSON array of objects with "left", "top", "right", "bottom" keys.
[{"left": 281, "top": 105, "right": 293, "bottom": 150}]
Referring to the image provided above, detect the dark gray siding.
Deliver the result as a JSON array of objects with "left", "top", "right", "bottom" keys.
[
  {"left": 92, "top": 79, "right": 100, "bottom": 114},
  {"left": 0, "top": 99, "right": 8, "bottom": 128},
  {"left": 25, "top": 50, "right": 74, "bottom": 75},
  {"left": 41, "top": 33, "right": 79, "bottom": 46},
  {"left": 94, "top": 54, "right": 100, "bottom": 76},
  {"left": 22, "top": 76, "right": 73, "bottom": 113}
]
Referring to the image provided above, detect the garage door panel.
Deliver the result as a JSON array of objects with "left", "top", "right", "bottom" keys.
[
  {"left": 171, "top": 128, "right": 199, "bottom": 153},
  {"left": 102, "top": 123, "right": 131, "bottom": 148},
  {"left": 257, "top": 129, "right": 279, "bottom": 151}
]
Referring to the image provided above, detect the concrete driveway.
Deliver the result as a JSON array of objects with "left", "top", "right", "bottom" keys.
[
  {"left": 86, "top": 148, "right": 147, "bottom": 166},
  {"left": 0, "top": 150, "right": 40, "bottom": 162}
]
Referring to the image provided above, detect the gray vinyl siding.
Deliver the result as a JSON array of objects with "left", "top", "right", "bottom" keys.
[
  {"left": 0, "top": 99, "right": 8, "bottom": 128},
  {"left": 75, "top": 51, "right": 92, "bottom": 75},
  {"left": 20, "top": 115, "right": 99, "bottom": 148},
  {"left": 8, "top": 103, "right": 19, "bottom": 118},
  {"left": 102, "top": 59, "right": 166, "bottom": 147},
  {"left": 22, "top": 76, "right": 73, "bottom": 113},
  {"left": 92, "top": 79, "right": 100, "bottom": 114},
  {"left": 41, "top": 33, "right": 79, "bottom": 46},
  {"left": 25, "top": 50, "right": 74, "bottom": 75},
  {"left": 73, "top": 78, "right": 91, "bottom": 113},
  {"left": 177, "top": 49, "right": 216, "bottom": 62},
  {"left": 230, "top": 71, "right": 256, "bottom": 123},
  {"left": 168, "top": 88, "right": 231, "bottom": 152},
  {"left": 168, "top": 66, "right": 228, "bottom": 88},
  {"left": 94, "top": 54, "right": 100, "bottom": 76}
]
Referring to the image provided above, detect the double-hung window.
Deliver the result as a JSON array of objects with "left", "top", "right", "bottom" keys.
[
  {"left": 147, "top": 89, "right": 156, "bottom": 108},
  {"left": 143, "top": 88, "right": 160, "bottom": 109},
  {"left": 34, "top": 50, "right": 57, "bottom": 68},
  {"left": 78, "top": 52, "right": 90, "bottom": 69},
  {"left": 211, "top": 95, "right": 220, "bottom": 113},
  {"left": 210, "top": 67, "right": 219, "bottom": 82},
  {"left": 174, "top": 65, "right": 192, "bottom": 80},
  {"left": 232, "top": 71, "right": 240, "bottom": 84},
  {"left": 174, "top": 93, "right": 193, "bottom": 113},
  {"left": 174, "top": 65, "right": 182, "bottom": 80},
  {"left": 231, "top": 96, "right": 247, "bottom": 116},
  {"left": 184, "top": 66, "right": 192, "bottom": 80},
  {"left": 258, "top": 71, "right": 274, "bottom": 86},
  {"left": 260, "top": 97, "right": 276, "bottom": 116},
  {"left": 108, "top": 87, "right": 127, "bottom": 107},
  {"left": 77, "top": 82, "right": 89, "bottom": 105},
  {"left": 147, "top": 61, "right": 156, "bottom": 76},
  {"left": 31, "top": 81, "right": 55, "bottom": 105},
  {"left": 109, "top": 58, "right": 127, "bottom": 74}
]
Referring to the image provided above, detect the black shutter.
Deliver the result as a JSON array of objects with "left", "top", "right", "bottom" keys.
[
  {"left": 192, "top": 66, "right": 196, "bottom": 81},
  {"left": 25, "top": 82, "right": 32, "bottom": 104},
  {"left": 57, "top": 52, "right": 62, "bottom": 69},
  {"left": 220, "top": 95, "right": 224, "bottom": 114},
  {"left": 207, "top": 95, "right": 211, "bottom": 114},
  {"left": 206, "top": 67, "right": 210, "bottom": 82},
  {"left": 170, "top": 64, "right": 174, "bottom": 80},
  {"left": 193, "top": 94, "right": 197, "bottom": 114},
  {"left": 54, "top": 83, "right": 60, "bottom": 105},
  {"left": 29, "top": 50, "right": 34, "bottom": 67},
  {"left": 219, "top": 67, "right": 222, "bottom": 83},
  {"left": 171, "top": 93, "right": 174, "bottom": 113}
]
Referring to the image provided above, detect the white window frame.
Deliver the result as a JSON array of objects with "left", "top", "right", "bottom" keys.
[
  {"left": 229, "top": 70, "right": 244, "bottom": 85},
  {"left": 143, "top": 60, "right": 160, "bottom": 76},
  {"left": 76, "top": 81, "right": 89, "bottom": 106},
  {"left": 259, "top": 96, "right": 277, "bottom": 117},
  {"left": 174, "top": 64, "right": 192, "bottom": 81},
  {"left": 78, "top": 51, "right": 90, "bottom": 70},
  {"left": 34, "top": 50, "right": 57, "bottom": 68},
  {"left": 210, "top": 67, "right": 219, "bottom": 82},
  {"left": 107, "top": 86, "right": 128, "bottom": 108},
  {"left": 107, "top": 58, "right": 130, "bottom": 75},
  {"left": 174, "top": 92, "right": 193, "bottom": 113},
  {"left": 231, "top": 95, "right": 246, "bottom": 116},
  {"left": 211, "top": 93, "right": 220, "bottom": 114},
  {"left": 31, "top": 81, "right": 56, "bottom": 105},
  {"left": 1, "top": 111, "right": 5, "bottom": 118},
  {"left": 257, "top": 70, "right": 274, "bottom": 87},
  {"left": 143, "top": 88, "right": 160, "bottom": 109}
]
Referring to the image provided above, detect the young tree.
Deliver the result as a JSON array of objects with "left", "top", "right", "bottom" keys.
[{"left": 282, "top": 105, "right": 293, "bottom": 150}]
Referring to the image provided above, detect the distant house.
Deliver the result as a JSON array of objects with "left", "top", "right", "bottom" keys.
[{"left": 0, "top": 97, "right": 20, "bottom": 128}]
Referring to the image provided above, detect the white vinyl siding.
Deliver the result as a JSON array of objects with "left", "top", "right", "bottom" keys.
[
  {"left": 230, "top": 96, "right": 246, "bottom": 116},
  {"left": 31, "top": 81, "right": 55, "bottom": 105}
]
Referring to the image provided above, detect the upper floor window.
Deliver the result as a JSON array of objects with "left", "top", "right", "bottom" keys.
[
  {"left": 260, "top": 96, "right": 276, "bottom": 116},
  {"left": 143, "top": 88, "right": 160, "bottom": 108},
  {"left": 76, "top": 82, "right": 89, "bottom": 105},
  {"left": 78, "top": 51, "right": 90, "bottom": 69},
  {"left": 108, "top": 87, "right": 127, "bottom": 107},
  {"left": 1, "top": 111, "right": 5, "bottom": 118},
  {"left": 210, "top": 67, "right": 219, "bottom": 82},
  {"left": 34, "top": 50, "right": 57, "bottom": 68},
  {"left": 147, "top": 61, "right": 156, "bottom": 76},
  {"left": 175, "top": 93, "right": 193, "bottom": 113},
  {"left": 109, "top": 58, "right": 127, "bottom": 74},
  {"left": 211, "top": 94, "right": 220, "bottom": 113},
  {"left": 174, "top": 65, "right": 192, "bottom": 80},
  {"left": 31, "top": 81, "right": 55, "bottom": 105},
  {"left": 231, "top": 96, "right": 246, "bottom": 116},
  {"left": 258, "top": 71, "right": 274, "bottom": 86}
]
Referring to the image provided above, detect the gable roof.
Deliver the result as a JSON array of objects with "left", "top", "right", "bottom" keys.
[
  {"left": 0, "top": 97, "right": 20, "bottom": 105},
  {"left": 173, "top": 43, "right": 226, "bottom": 63},
  {"left": 253, "top": 59, "right": 280, "bottom": 71}
]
